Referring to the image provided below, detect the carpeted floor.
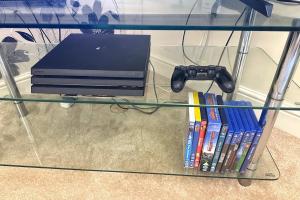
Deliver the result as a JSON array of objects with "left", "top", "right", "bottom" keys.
[{"left": 0, "top": 101, "right": 299, "bottom": 200}]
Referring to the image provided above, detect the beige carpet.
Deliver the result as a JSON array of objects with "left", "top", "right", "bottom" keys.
[{"left": 0, "top": 102, "right": 299, "bottom": 200}]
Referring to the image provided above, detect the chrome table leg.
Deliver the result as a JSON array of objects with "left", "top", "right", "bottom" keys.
[
  {"left": 239, "top": 29, "right": 300, "bottom": 186},
  {"left": 227, "top": 8, "right": 256, "bottom": 100},
  {"left": 0, "top": 44, "right": 28, "bottom": 117}
]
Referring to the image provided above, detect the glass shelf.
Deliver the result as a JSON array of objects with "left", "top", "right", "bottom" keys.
[
  {"left": 0, "top": 0, "right": 299, "bottom": 31},
  {"left": 0, "top": 42, "right": 299, "bottom": 111},
  {"left": 0, "top": 100, "right": 279, "bottom": 180}
]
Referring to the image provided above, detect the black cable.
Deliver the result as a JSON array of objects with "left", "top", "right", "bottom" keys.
[
  {"left": 292, "top": 80, "right": 300, "bottom": 89},
  {"left": 45, "top": 0, "right": 62, "bottom": 42},
  {"left": 266, "top": 146, "right": 281, "bottom": 179},
  {"left": 13, "top": 11, "right": 36, "bottom": 42},
  {"left": 293, "top": 80, "right": 300, "bottom": 104},
  {"left": 107, "top": 1, "right": 161, "bottom": 115},
  {"left": 204, "top": 8, "right": 247, "bottom": 95},
  {"left": 6, "top": 7, "right": 40, "bottom": 43},
  {"left": 55, "top": 13, "right": 62, "bottom": 42},
  {"left": 24, "top": 0, "right": 53, "bottom": 45},
  {"left": 217, "top": 8, "right": 247, "bottom": 66},
  {"left": 110, "top": 60, "right": 161, "bottom": 115},
  {"left": 182, "top": 1, "right": 246, "bottom": 94},
  {"left": 41, "top": 29, "right": 53, "bottom": 44},
  {"left": 182, "top": 0, "right": 200, "bottom": 65},
  {"left": 204, "top": 81, "right": 215, "bottom": 94},
  {"left": 39, "top": 27, "right": 47, "bottom": 44},
  {"left": 276, "top": 0, "right": 300, "bottom": 4},
  {"left": 112, "top": 0, "right": 119, "bottom": 14},
  {"left": 23, "top": 0, "right": 46, "bottom": 44},
  {"left": 66, "top": 5, "right": 80, "bottom": 24},
  {"left": 181, "top": 0, "right": 213, "bottom": 93},
  {"left": 149, "top": 60, "right": 159, "bottom": 104}
]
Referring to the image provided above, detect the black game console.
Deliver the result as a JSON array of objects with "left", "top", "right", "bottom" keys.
[
  {"left": 31, "top": 34, "right": 151, "bottom": 96},
  {"left": 171, "top": 65, "right": 235, "bottom": 93}
]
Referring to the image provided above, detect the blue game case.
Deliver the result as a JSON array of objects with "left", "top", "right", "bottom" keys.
[
  {"left": 220, "top": 102, "right": 239, "bottom": 173},
  {"left": 189, "top": 99, "right": 201, "bottom": 168},
  {"left": 234, "top": 101, "right": 257, "bottom": 172},
  {"left": 227, "top": 102, "right": 245, "bottom": 171},
  {"left": 215, "top": 104, "right": 233, "bottom": 173},
  {"left": 232, "top": 101, "right": 253, "bottom": 171},
  {"left": 200, "top": 93, "right": 222, "bottom": 172},
  {"left": 184, "top": 92, "right": 195, "bottom": 168},
  {"left": 210, "top": 96, "right": 229, "bottom": 172},
  {"left": 240, "top": 102, "right": 263, "bottom": 173},
  {"left": 185, "top": 124, "right": 194, "bottom": 168}
]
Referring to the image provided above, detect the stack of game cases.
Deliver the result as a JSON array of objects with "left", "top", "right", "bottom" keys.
[{"left": 185, "top": 92, "right": 263, "bottom": 174}]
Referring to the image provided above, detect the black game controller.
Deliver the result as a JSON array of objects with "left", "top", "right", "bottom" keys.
[{"left": 171, "top": 65, "right": 235, "bottom": 93}]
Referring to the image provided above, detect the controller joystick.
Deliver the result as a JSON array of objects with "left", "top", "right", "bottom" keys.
[{"left": 171, "top": 65, "right": 235, "bottom": 93}]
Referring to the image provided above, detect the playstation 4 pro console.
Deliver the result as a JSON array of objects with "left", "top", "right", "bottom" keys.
[{"left": 31, "top": 34, "right": 151, "bottom": 96}]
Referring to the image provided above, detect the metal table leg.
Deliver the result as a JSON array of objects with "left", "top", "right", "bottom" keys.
[
  {"left": 0, "top": 44, "right": 28, "bottom": 117},
  {"left": 227, "top": 7, "right": 256, "bottom": 100},
  {"left": 239, "top": 29, "right": 300, "bottom": 187}
]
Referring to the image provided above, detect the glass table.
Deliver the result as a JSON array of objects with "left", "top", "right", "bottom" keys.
[{"left": 0, "top": 0, "right": 299, "bottom": 186}]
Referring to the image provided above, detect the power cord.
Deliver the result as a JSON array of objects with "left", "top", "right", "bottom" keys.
[
  {"left": 217, "top": 9, "right": 247, "bottom": 66},
  {"left": 276, "top": 0, "right": 300, "bottom": 4},
  {"left": 112, "top": 0, "right": 119, "bottom": 14},
  {"left": 44, "top": 0, "right": 62, "bottom": 42},
  {"left": 55, "top": 13, "right": 62, "bottom": 42},
  {"left": 8, "top": 6, "right": 49, "bottom": 52},
  {"left": 292, "top": 80, "right": 300, "bottom": 89},
  {"left": 8, "top": 9, "right": 37, "bottom": 43},
  {"left": 3, "top": 7, "right": 37, "bottom": 43},
  {"left": 110, "top": 60, "right": 161, "bottom": 115},
  {"left": 292, "top": 80, "right": 300, "bottom": 105},
  {"left": 182, "top": 1, "right": 247, "bottom": 95},
  {"left": 113, "top": 4, "right": 249, "bottom": 115},
  {"left": 106, "top": 1, "right": 162, "bottom": 115},
  {"left": 205, "top": 8, "right": 247, "bottom": 95},
  {"left": 110, "top": 59, "right": 188, "bottom": 115},
  {"left": 182, "top": 0, "right": 200, "bottom": 65},
  {"left": 24, "top": 0, "right": 53, "bottom": 46}
]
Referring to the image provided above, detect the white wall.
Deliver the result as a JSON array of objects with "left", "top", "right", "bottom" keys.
[
  {"left": 146, "top": 30, "right": 300, "bottom": 137},
  {"left": 147, "top": 30, "right": 299, "bottom": 83}
]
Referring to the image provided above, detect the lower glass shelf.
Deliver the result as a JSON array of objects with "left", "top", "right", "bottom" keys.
[{"left": 0, "top": 101, "right": 279, "bottom": 180}]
